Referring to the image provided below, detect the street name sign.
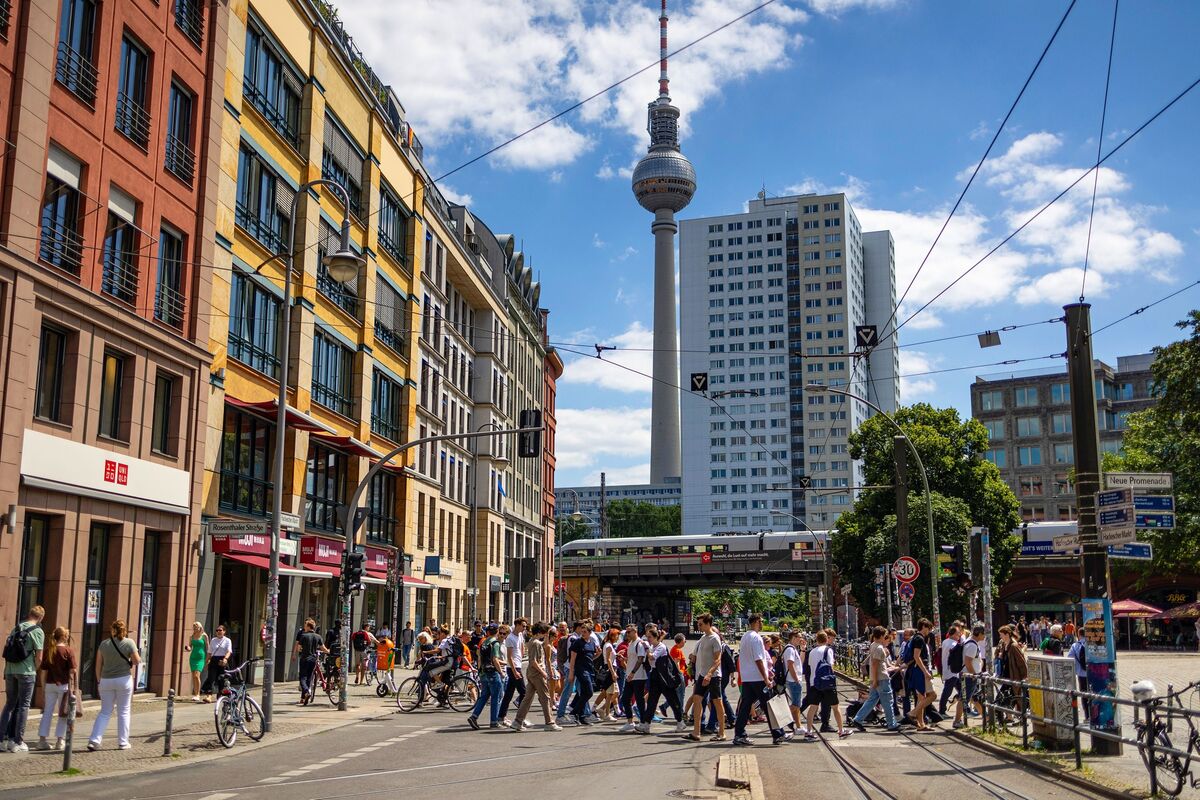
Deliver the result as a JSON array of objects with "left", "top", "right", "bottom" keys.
[
  {"left": 1107, "top": 542, "right": 1153, "bottom": 560},
  {"left": 1098, "top": 526, "right": 1137, "bottom": 546},
  {"left": 1105, "top": 472, "right": 1172, "bottom": 491},
  {"left": 1052, "top": 534, "right": 1081, "bottom": 553},
  {"left": 1097, "top": 489, "right": 1131, "bottom": 508},
  {"left": 892, "top": 556, "right": 919, "bottom": 583},
  {"left": 1133, "top": 495, "right": 1175, "bottom": 512},
  {"left": 280, "top": 511, "right": 302, "bottom": 530},
  {"left": 209, "top": 520, "right": 268, "bottom": 536}
]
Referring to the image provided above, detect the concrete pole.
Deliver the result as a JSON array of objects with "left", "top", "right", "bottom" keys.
[{"left": 650, "top": 207, "right": 681, "bottom": 483}]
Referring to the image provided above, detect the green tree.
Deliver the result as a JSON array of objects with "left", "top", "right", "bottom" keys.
[
  {"left": 1102, "top": 311, "right": 1200, "bottom": 575},
  {"left": 606, "top": 500, "right": 682, "bottom": 538},
  {"left": 556, "top": 515, "right": 592, "bottom": 545},
  {"left": 832, "top": 403, "right": 1022, "bottom": 623}
]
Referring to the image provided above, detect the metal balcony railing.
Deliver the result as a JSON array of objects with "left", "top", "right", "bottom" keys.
[
  {"left": 101, "top": 249, "right": 139, "bottom": 304},
  {"left": 115, "top": 91, "right": 151, "bottom": 149},
  {"left": 234, "top": 202, "right": 285, "bottom": 253},
  {"left": 174, "top": 0, "right": 204, "bottom": 46},
  {"left": 39, "top": 219, "right": 84, "bottom": 274},
  {"left": 164, "top": 133, "right": 195, "bottom": 184},
  {"left": 242, "top": 83, "right": 300, "bottom": 149},
  {"left": 154, "top": 282, "right": 186, "bottom": 329},
  {"left": 55, "top": 41, "right": 98, "bottom": 106}
]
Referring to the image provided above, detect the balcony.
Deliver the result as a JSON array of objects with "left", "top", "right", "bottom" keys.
[
  {"left": 313, "top": 378, "right": 351, "bottom": 417},
  {"left": 374, "top": 318, "right": 404, "bottom": 354},
  {"left": 115, "top": 91, "right": 151, "bottom": 150},
  {"left": 174, "top": 0, "right": 204, "bottom": 46},
  {"left": 55, "top": 41, "right": 98, "bottom": 106},
  {"left": 243, "top": 83, "right": 300, "bottom": 149},
  {"left": 235, "top": 203, "right": 285, "bottom": 253},
  {"left": 228, "top": 331, "right": 280, "bottom": 379},
  {"left": 164, "top": 133, "right": 195, "bottom": 185},
  {"left": 39, "top": 219, "right": 83, "bottom": 275},
  {"left": 101, "top": 249, "right": 139, "bottom": 305},
  {"left": 154, "top": 282, "right": 186, "bottom": 329}
]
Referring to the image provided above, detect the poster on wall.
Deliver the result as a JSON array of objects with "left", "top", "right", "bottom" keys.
[
  {"left": 85, "top": 589, "right": 101, "bottom": 624},
  {"left": 136, "top": 591, "right": 153, "bottom": 691},
  {"left": 1082, "top": 597, "right": 1120, "bottom": 732}
]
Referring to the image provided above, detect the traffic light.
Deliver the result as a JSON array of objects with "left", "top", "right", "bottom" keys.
[
  {"left": 938, "top": 544, "right": 966, "bottom": 582},
  {"left": 344, "top": 550, "right": 366, "bottom": 594},
  {"left": 518, "top": 409, "right": 542, "bottom": 458}
]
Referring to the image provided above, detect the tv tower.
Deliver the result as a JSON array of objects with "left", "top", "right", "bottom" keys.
[{"left": 631, "top": 0, "right": 696, "bottom": 483}]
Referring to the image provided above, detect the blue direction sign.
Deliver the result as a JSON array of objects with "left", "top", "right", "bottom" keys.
[
  {"left": 1134, "top": 495, "right": 1175, "bottom": 512},
  {"left": 1107, "top": 542, "right": 1153, "bottom": 560},
  {"left": 1099, "top": 507, "right": 1132, "bottom": 527},
  {"left": 1137, "top": 512, "right": 1175, "bottom": 529},
  {"left": 1097, "top": 489, "right": 1131, "bottom": 508}
]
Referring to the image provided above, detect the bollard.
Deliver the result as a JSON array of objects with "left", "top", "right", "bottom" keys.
[
  {"left": 1145, "top": 700, "right": 1157, "bottom": 798},
  {"left": 62, "top": 691, "right": 77, "bottom": 773},
  {"left": 1070, "top": 689, "right": 1082, "bottom": 770},
  {"left": 163, "top": 688, "right": 175, "bottom": 756},
  {"left": 1020, "top": 687, "right": 1029, "bottom": 750}
]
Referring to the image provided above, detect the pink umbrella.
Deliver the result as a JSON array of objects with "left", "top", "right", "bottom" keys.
[{"left": 1112, "top": 599, "right": 1163, "bottom": 618}]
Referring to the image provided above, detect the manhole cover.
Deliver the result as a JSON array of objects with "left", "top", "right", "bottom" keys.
[{"left": 667, "top": 790, "right": 738, "bottom": 799}]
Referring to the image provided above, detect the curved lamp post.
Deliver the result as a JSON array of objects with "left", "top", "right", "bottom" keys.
[{"left": 804, "top": 384, "right": 941, "bottom": 638}]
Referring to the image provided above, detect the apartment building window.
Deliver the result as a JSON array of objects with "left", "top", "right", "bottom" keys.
[
  {"left": 1050, "top": 382, "right": 1070, "bottom": 404},
  {"left": 151, "top": 371, "right": 175, "bottom": 455},
  {"left": 1019, "top": 476, "right": 1044, "bottom": 497},
  {"left": 219, "top": 407, "right": 273, "bottom": 516},
  {"left": 371, "top": 369, "right": 403, "bottom": 442},
  {"left": 35, "top": 326, "right": 69, "bottom": 422},
  {"left": 1015, "top": 417, "right": 1041, "bottom": 437},
  {"left": 164, "top": 82, "right": 195, "bottom": 184},
  {"left": 378, "top": 184, "right": 408, "bottom": 264},
  {"left": 1017, "top": 446, "right": 1041, "bottom": 466},
  {"left": 321, "top": 114, "right": 364, "bottom": 218},
  {"left": 1053, "top": 443, "right": 1074, "bottom": 464},
  {"left": 312, "top": 330, "right": 353, "bottom": 417},
  {"left": 978, "top": 390, "right": 1003, "bottom": 411},
  {"left": 1053, "top": 473, "right": 1073, "bottom": 495},
  {"left": 315, "top": 221, "right": 359, "bottom": 317},
  {"left": 236, "top": 143, "right": 293, "bottom": 253},
  {"left": 228, "top": 271, "right": 280, "bottom": 378},
  {"left": 17, "top": 516, "right": 50, "bottom": 621},
  {"left": 101, "top": 189, "right": 140, "bottom": 305},
  {"left": 114, "top": 35, "right": 152, "bottom": 148},
  {"left": 1014, "top": 386, "right": 1038, "bottom": 407},
  {"left": 982, "top": 420, "right": 1004, "bottom": 440},
  {"left": 174, "top": 0, "right": 205, "bottom": 46},
  {"left": 154, "top": 225, "right": 186, "bottom": 328},
  {"left": 366, "top": 471, "right": 397, "bottom": 545},
  {"left": 56, "top": 0, "right": 99, "bottom": 105},
  {"left": 98, "top": 350, "right": 126, "bottom": 440},
  {"left": 0, "top": 0, "right": 11, "bottom": 38},
  {"left": 39, "top": 147, "right": 85, "bottom": 274},
  {"left": 243, "top": 19, "right": 302, "bottom": 147},
  {"left": 1051, "top": 413, "right": 1072, "bottom": 435},
  {"left": 305, "top": 442, "right": 346, "bottom": 533}
]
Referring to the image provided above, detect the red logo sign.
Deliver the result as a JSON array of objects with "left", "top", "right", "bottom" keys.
[
  {"left": 700, "top": 552, "right": 713, "bottom": 565},
  {"left": 103, "top": 460, "right": 128, "bottom": 485}
]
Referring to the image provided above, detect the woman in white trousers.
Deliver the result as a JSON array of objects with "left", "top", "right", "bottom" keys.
[
  {"left": 36, "top": 626, "right": 77, "bottom": 750},
  {"left": 88, "top": 619, "right": 140, "bottom": 750}
]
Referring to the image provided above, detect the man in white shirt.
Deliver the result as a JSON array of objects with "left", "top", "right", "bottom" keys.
[
  {"left": 732, "top": 614, "right": 787, "bottom": 747},
  {"left": 953, "top": 625, "right": 987, "bottom": 728},
  {"left": 803, "top": 630, "right": 851, "bottom": 739},
  {"left": 499, "top": 618, "right": 527, "bottom": 727},
  {"left": 619, "top": 626, "right": 650, "bottom": 732},
  {"left": 938, "top": 624, "right": 962, "bottom": 715},
  {"left": 782, "top": 630, "right": 807, "bottom": 732}
]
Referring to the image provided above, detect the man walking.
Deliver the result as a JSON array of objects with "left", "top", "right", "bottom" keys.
[
  {"left": 938, "top": 624, "right": 962, "bottom": 716},
  {"left": 850, "top": 626, "right": 899, "bottom": 732},
  {"left": 954, "top": 625, "right": 987, "bottom": 729},
  {"left": 400, "top": 622, "right": 415, "bottom": 668},
  {"left": 1, "top": 605, "right": 45, "bottom": 753},
  {"left": 467, "top": 624, "right": 505, "bottom": 729},
  {"left": 499, "top": 618, "right": 528, "bottom": 727},
  {"left": 803, "top": 631, "right": 851, "bottom": 739},
  {"left": 619, "top": 625, "right": 649, "bottom": 732},
  {"left": 685, "top": 614, "right": 725, "bottom": 742},
  {"left": 732, "top": 614, "right": 787, "bottom": 746}
]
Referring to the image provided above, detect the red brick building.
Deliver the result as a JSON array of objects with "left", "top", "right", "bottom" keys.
[{"left": 542, "top": 335, "right": 563, "bottom": 619}]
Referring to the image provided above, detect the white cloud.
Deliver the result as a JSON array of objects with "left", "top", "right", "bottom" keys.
[
  {"left": 559, "top": 322, "right": 654, "bottom": 393},
  {"left": 339, "top": 0, "right": 808, "bottom": 172},
  {"left": 969, "top": 120, "right": 990, "bottom": 141},
  {"left": 611, "top": 245, "right": 638, "bottom": 263},
  {"left": 556, "top": 406, "right": 651, "bottom": 472},
  {"left": 592, "top": 232, "right": 606, "bottom": 248},
  {"left": 897, "top": 349, "right": 939, "bottom": 400},
  {"left": 806, "top": 0, "right": 900, "bottom": 15},
  {"left": 582, "top": 463, "right": 651, "bottom": 486},
  {"left": 1015, "top": 268, "right": 1108, "bottom": 305},
  {"left": 438, "top": 183, "right": 474, "bottom": 207}
]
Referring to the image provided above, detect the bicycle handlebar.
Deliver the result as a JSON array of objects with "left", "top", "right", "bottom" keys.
[{"left": 222, "top": 657, "right": 263, "bottom": 675}]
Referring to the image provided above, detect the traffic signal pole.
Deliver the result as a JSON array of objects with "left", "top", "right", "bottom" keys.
[{"left": 894, "top": 436, "right": 913, "bottom": 629}]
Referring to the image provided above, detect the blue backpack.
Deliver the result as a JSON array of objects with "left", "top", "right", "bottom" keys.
[{"left": 813, "top": 647, "right": 836, "bottom": 690}]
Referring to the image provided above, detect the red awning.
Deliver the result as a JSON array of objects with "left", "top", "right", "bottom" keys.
[
  {"left": 220, "top": 551, "right": 272, "bottom": 570},
  {"left": 402, "top": 575, "right": 434, "bottom": 588},
  {"left": 225, "top": 397, "right": 334, "bottom": 433},
  {"left": 310, "top": 433, "right": 380, "bottom": 459}
]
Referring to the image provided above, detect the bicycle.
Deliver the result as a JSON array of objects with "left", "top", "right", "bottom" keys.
[
  {"left": 306, "top": 653, "right": 345, "bottom": 707},
  {"left": 213, "top": 658, "right": 265, "bottom": 748},
  {"left": 1133, "top": 679, "right": 1200, "bottom": 797},
  {"left": 396, "top": 658, "right": 479, "bottom": 713}
]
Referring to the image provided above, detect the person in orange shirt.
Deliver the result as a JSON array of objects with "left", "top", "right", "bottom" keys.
[{"left": 668, "top": 633, "right": 690, "bottom": 715}]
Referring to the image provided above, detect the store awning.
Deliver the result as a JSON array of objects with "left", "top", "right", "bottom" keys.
[
  {"left": 220, "top": 551, "right": 272, "bottom": 570},
  {"left": 1112, "top": 599, "right": 1163, "bottom": 618},
  {"left": 402, "top": 575, "right": 434, "bottom": 588},
  {"left": 279, "top": 565, "right": 335, "bottom": 579},
  {"left": 225, "top": 396, "right": 335, "bottom": 434},
  {"left": 362, "top": 575, "right": 387, "bottom": 586},
  {"left": 310, "top": 433, "right": 380, "bottom": 460}
]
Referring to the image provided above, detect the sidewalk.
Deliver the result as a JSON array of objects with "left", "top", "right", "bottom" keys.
[{"left": 0, "top": 676, "right": 405, "bottom": 790}]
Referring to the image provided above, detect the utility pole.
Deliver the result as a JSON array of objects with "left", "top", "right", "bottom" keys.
[
  {"left": 884, "top": 564, "right": 893, "bottom": 630},
  {"left": 599, "top": 471, "right": 608, "bottom": 539},
  {"left": 894, "top": 436, "right": 912, "bottom": 628},
  {"left": 822, "top": 546, "right": 833, "bottom": 628},
  {"left": 1064, "top": 302, "right": 1121, "bottom": 755}
]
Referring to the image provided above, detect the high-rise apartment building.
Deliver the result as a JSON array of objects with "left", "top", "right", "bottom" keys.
[
  {"left": 971, "top": 353, "right": 1156, "bottom": 522},
  {"left": 679, "top": 193, "right": 898, "bottom": 534}
]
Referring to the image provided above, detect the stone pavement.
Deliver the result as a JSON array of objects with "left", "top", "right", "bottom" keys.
[{"left": 0, "top": 674, "right": 403, "bottom": 790}]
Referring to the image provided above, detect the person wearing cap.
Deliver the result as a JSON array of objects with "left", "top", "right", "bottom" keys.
[{"left": 467, "top": 624, "right": 505, "bottom": 729}]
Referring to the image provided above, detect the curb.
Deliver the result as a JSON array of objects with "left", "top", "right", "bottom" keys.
[
  {"left": 835, "top": 669, "right": 1142, "bottom": 800},
  {"left": 715, "top": 753, "right": 766, "bottom": 800}
]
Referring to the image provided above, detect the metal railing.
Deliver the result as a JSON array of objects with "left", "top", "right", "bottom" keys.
[
  {"left": 101, "top": 249, "right": 139, "bottom": 304},
  {"left": 115, "top": 91, "right": 152, "bottom": 149},
  {"left": 55, "top": 41, "right": 98, "bottom": 106},
  {"left": 164, "top": 133, "right": 195, "bottom": 184},
  {"left": 39, "top": 219, "right": 84, "bottom": 274},
  {"left": 154, "top": 282, "right": 186, "bottom": 329},
  {"left": 174, "top": 0, "right": 204, "bottom": 46}
]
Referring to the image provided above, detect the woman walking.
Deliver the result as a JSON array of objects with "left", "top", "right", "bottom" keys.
[
  {"left": 36, "top": 627, "right": 76, "bottom": 750},
  {"left": 199, "top": 624, "right": 232, "bottom": 702},
  {"left": 87, "top": 619, "right": 139, "bottom": 751},
  {"left": 184, "top": 622, "right": 208, "bottom": 702},
  {"left": 510, "top": 622, "right": 560, "bottom": 732},
  {"left": 641, "top": 627, "right": 686, "bottom": 733}
]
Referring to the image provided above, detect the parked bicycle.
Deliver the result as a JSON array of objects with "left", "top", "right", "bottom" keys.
[
  {"left": 305, "top": 653, "right": 345, "bottom": 707},
  {"left": 1133, "top": 679, "right": 1200, "bottom": 797},
  {"left": 214, "top": 658, "right": 265, "bottom": 748},
  {"left": 395, "top": 658, "right": 479, "bottom": 712}
]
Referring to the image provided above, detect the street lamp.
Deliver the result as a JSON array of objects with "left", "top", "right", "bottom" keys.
[
  {"left": 804, "top": 383, "right": 941, "bottom": 638},
  {"left": 261, "top": 180, "right": 363, "bottom": 733},
  {"left": 469, "top": 422, "right": 509, "bottom": 623}
]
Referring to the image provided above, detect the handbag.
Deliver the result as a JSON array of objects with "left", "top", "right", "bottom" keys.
[
  {"left": 766, "top": 691, "right": 792, "bottom": 730},
  {"left": 57, "top": 687, "right": 84, "bottom": 719}
]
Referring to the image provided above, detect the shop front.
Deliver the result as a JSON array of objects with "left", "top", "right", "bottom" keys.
[
  {"left": 360, "top": 543, "right": 396, "bottom": 634},
  {"left": 299, "top": 534, "right": 346, "bottom": 632}
]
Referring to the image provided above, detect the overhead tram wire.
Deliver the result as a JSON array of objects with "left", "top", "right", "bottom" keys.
[
  {"left": 1080, "top": 0, "right": 1120, "bottom": 303},
  {"left": 872, "top": 71, "right": 1200, "bottom": 351},
  {"left": 1089, "top": 278, "right": 1200, "bottom": 338},
  {"left": 878, "top": 0, "right": 1079, "bottom": 342}
]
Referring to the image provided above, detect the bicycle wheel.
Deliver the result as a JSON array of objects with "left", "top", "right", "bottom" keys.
[
  {"left": 446, "top": 676, "right": 478, "bottom": 712},
  {"left": 326, "top": 673, "right": 344, "bottom": 707},
  {"left": 376, "top": 680, "right": 390, "bottom": 698},
  {"left": 242, "top": 695, "right": 266, "bottom": 741},
  {"left": 1139, "top": 721, "right": 1184, "bottom": 797},
  {"left": 396, "top": 677, "right": 425, "bottom": 712},
  {"left": 214, "top": 696, "right": 238, "bottom": 748}
]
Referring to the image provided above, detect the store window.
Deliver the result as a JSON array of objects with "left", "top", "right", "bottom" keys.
[
  {"left": 305, "top": 442, "right": 346, "bottom": 533},
  {"left": 17, "top": 516, "right": 50, "bottom": 621},
  {"left": 218, "top": 407, "right": 274, "bottom": 516}
]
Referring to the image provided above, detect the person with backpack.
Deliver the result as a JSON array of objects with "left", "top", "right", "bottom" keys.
[
  {"left": 294, "top": 618, "right": 328, "bottom": 705},
  {"left": 781, "top": 629, "right": 808, "bottom": 734},
  {"left": 849, "top": 626, "right": 899, "bottom": 733},
  {"left": 498, "top": 618, "right": 529, "bottom": 726},
  {"left": 641, "top": 627, "right": 686, "bottom": 733},
  {"left": 567, "top": 620, "right": 599, "bottom": 726},
  {"left": 352, "top": 623, "right": 377, "bottom": 685},
  {"left": 1067, "top": 632, "right": 1089, "bottom": 716},
  {"left": 467, "top": 624, "right": 505, "bottom": 730},
  {"left": 1042, "top": 624, "right": 1065, "bottom": 656},
  {"left": 87, "top": 618, "right": 140, "bottom": 751},
  {"left": 619, "top": 625, "right": 650, "bottom": 732},
  {"left": 953, "top": 625, "right": 987, "bottom": 729},
  {"left": 685, "top": 613, "right": 725, "bottom": 742},
  {"left": 1, "top": 604, "right": 45, "bottom": 753},
  {"left": 938, "top": 624, "right": 963, "bottom": 716},
  {"left": 732, "top": 614, "right": 788, "bottom": 746},
  {"left": 803, "top": 630, "right": 851, "bottom": 739}
]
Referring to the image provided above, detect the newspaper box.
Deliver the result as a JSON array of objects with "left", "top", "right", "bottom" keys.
[{"left": 1027, "top": 654, "right": 1075, "bottom": 746}]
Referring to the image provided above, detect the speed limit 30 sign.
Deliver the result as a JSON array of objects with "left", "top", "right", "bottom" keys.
[{"left": 892, "top": 556, "right": 920, "bottom": 583}]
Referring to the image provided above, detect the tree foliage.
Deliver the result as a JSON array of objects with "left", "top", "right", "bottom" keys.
[
  {"left": 605, "top": 500, "right": 681, "bottom": 538},
  {"left": 688, "top": 588, "right": 812, "bottom": 628},
  {"left": 556, "top": 515, "right": 592, "bottom": 546},
  {"left": 1102, "top": 310, "right": 1200, "bottom": 575},
  {"left": 832, "top": 403, "right": 1022, "bottom": 623}
]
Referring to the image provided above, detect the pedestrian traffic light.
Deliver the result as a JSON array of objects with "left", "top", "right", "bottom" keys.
[
  {"left": 344, "top": 551, "right": 366, "bottom": 594},
  {"left": 518, "top": 409, "right": 542, "bottom": 458},
  {"left": 938, "top": 544, "right": 965, "bottom": 582}
]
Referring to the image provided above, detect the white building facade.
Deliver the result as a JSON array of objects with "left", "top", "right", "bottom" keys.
[{"left": 679, "top": 193, "right": 899, "bottom": 534}]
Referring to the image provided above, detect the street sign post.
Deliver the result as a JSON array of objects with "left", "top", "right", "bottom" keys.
[
  {"left": 1136, "top": 512, "right": 1175, "bottom": 529},
  {"left": 892, "top": 556, "right": 919, "bottom": 583},
  {"left": 1053, "top": 533, "right": 1081, "bottom": 553},
  {"left": 1098, "top": 526, "right": 1137, "bottom": 546},
  {"left": 1099, "top": 507, "right": 1132, "bottom": 527},
  {"left": 280, "top": 512, "right": 302, "bottom": 530},
  {"left": 898, "top": 582, "right": 915, "bottom": 601},
  {"left": 1107, "top": 542, "right": 1153, "bottom": 560},
  {"left": 1104, "top": 472, "right": 1173, "bottom": 491},
  {"left": 208, "top": 520, "right": 269, "bottom": 536}
]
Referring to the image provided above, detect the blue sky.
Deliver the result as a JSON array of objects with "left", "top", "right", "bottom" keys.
[{"left": 342, "top": 0, "right": 1200, "bottom": 487}]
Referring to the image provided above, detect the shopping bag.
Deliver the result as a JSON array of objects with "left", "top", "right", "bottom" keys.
[{"left": 766, "top": 691, "right": 792, "bottom": 730}]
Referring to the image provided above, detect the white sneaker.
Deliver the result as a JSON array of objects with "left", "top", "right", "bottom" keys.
[
  {"left": 619, "top": 722, "right": 637, "bottom": 732},
  {"left": 636, "top": 723, "right": 651, "bottom": 734},
  {"left": 510, "top": 722, "right": 524, "bottom": 732},
  {"left": 117, "top": 743, "right": 132, "bottom": 750},
  {"left": 520, "top": 720, "right": 534, "bottom": 730},
  {"left": 10, "top": 742, "right": 28, "bottom": 753},
  {"left": 53, "top": 738, "right": 64, "bottom": 751},
  {"left": 35, "top": 737, "right": 49, "bottom": 751},
  {"left": 674, "top": 721, "right": 689, "bottom": 732},
  {"left": 544, "top": 723, "right": 563, "bottom": 731},
  {"left": 499, "top": 718, "right": 512, "bottom": 728},
  {"left": 556, "top": 715, "right": 577, "bottom": 727}
]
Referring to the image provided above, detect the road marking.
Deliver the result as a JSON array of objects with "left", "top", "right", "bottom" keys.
[
  {"left": 197, "top": 794, "right": 239, "bottom": 800},
  {"left": 256, "top": 777, "right": 286, "bottom": 784}
]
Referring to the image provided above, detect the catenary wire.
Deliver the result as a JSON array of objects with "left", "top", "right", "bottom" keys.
[
  {"left": 1089, "top": 278, "right": 1200, "bottom": 338},
  {"left": 880, "top": 0, "right": 1079, "bottom": 341},
  {"left": 1079, "top": 0, "right": 1120, "bottom": 303}
]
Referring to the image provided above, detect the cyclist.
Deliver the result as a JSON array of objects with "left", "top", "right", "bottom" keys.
[
  {"left": 294, "top": 619, "right": 328, "bottom": 705},
  {"left": 416, "top": 626, "right": 458, "bottom": 695}
]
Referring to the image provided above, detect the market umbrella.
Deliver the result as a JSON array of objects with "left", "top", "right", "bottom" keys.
[
  {"left": 1153, "top": 601, "right": 1200, "bottom": 620},
  {"left": 1112, "top": 599, "right": 1163, "bottom": 618}
]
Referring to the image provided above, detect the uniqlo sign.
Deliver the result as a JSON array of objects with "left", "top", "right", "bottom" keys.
[{"left": 103, "top": 460, "right": 129, "bottom": 486}]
